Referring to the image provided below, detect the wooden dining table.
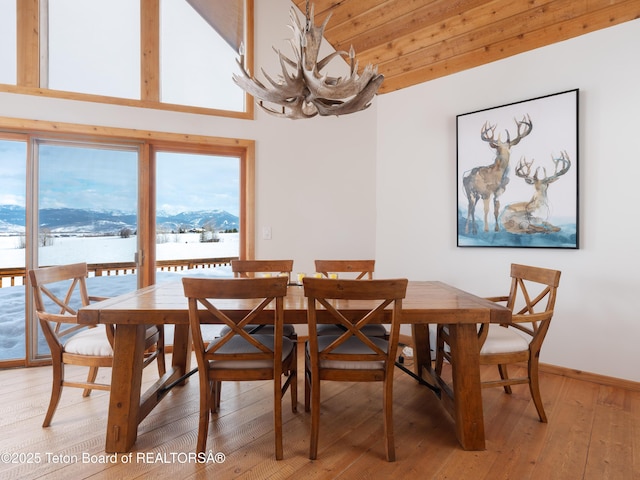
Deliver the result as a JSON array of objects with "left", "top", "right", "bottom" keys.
[{"left": 77, "top": 280, "right": 511, "bottom": 454}]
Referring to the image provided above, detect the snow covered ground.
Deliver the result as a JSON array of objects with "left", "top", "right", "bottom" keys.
[
  {"left": 0, "top": 232, "right": 239, "bottom": 268},
  {"left": 0, "top": 233, "right": 238, "bottom": 360}
]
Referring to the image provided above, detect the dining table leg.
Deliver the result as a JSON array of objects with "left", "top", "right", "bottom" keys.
[
  {"left": 106, "top": 324, "right": 146, "bottom": 453},
  {"left": 171, "top": 324, "right": 192, "bottom": 385},
  {"left": 412, "top": 324, "right": 432, "bottom": 376},
  {"left": 104, "top": 323, "right": 192, "bottom": 453},
  {"left": 447, "top": 323, "right": 485, "bottom": 450}
]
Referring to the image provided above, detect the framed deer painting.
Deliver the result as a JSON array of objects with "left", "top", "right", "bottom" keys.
[{"left": 457, "top": 89, "right": 579, "bottom": 248}]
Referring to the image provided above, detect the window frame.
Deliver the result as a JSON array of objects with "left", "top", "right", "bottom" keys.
[
  {"left": 0, "top": 132, "right": 28, "bottom": 368},
  {"left": 7, "top": 0, "right": 254, "bottom": 119},
  {"left": 0, "top": 118, "right": 255, "bottom": 367}
]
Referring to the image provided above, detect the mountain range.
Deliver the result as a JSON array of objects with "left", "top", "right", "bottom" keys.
[{"left": 0, "top": 205, "right": 239, "bottom": 234}]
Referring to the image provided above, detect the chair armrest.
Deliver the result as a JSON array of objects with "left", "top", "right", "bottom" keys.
[
  {"left": 89, "top": 295, "right": 110, "bottom": 303},
  {"left": 511, "top": 311, "right": 553, "bottom": 324},
  {"left": 486, "top": 295, "right": 509, "bottom": 303},
  {"left": 38, "top": 311, "right": 80, "bottom": 324},
  {"left": 36, "top": 311, "right": 89, "bottom": 342}
]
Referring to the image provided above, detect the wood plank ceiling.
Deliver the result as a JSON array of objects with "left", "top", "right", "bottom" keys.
[{"left": 291, "top": 0, "right": 640, "bottom": 94}]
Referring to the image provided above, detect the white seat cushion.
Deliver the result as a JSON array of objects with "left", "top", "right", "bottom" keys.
[
  {"left": 64, "top": 325, "right": 113, "bottom": 357},
  {"left": 480, "top": 325, "right": 530, "bottom": 355},
  {"left": 64, "top": 324, "right": 158, "bottom": 357},
  {"left": 207, "top": 334, "right": 294, "bottom": 369},
  {"left": 307, "top": 335, "right": 388, "bottom": 370}
]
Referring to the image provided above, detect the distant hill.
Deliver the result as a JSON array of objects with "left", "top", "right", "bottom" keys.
[
  {"left": 0, "top": 205, "right": 239, "bottom": 235},
  {"left": 156, "top": 209, "right": 239, "bottom": 233}
]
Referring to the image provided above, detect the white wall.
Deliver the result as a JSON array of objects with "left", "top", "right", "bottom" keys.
[
  {"left": 376, "top": 19, "right": 640, "bottom": 382},
  {"left": 2, "top": 2, "right": 638, "bottom": 382},
  {"left": 0, "top": 0, "right": 378, "bottom": 278}
]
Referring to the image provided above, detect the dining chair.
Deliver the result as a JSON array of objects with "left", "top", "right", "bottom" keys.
[
  {"left": 434, "top": 263, "right": 561, "bottom": 422},
  {"left": 225, "top": 259, "right": 297, "bottom": 339},
  {"left": 29, "top": 262, "right": 165, "bottom": 427},
  {"left": 313, "top": 259, "right": 387, "bottom": 338},
  {"left": 303, "top": 277, "right": 408, "bottom": 461},
  {"left": 182, "top": 276, "right": 297, "bottom": 459},
  {"left": 232, "top": 259, "right": 294, "bottom": 281},
  {"left": 219, "top": 260, "right": 298, "bottom": 412},
  {"left": 314, "top": 259, "right": 374, "bottom": 280}
]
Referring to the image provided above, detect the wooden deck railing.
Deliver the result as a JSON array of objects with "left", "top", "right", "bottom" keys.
[{"left": 0, "top": 257, "right": 238, "bottom": 288}]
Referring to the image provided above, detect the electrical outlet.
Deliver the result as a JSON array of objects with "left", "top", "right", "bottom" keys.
[{"left": 262, "top": 226, "right": 272, "bottom": 240}]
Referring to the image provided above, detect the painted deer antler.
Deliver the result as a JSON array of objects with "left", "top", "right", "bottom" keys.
[
  {"left": 232, "top": 3, "right": 384, "bottom": 119},
  {"left": 480, "top": 114, "right": 532, "bottom": 147},
  {"left": 462, "top": 115, "right": 533, "bottom": 234},
  {"left": 515, "top": 150, "right": 571, "bottom": 185},
  {"left": 501, "top": 151, "right": 571, "bottom": 234}
]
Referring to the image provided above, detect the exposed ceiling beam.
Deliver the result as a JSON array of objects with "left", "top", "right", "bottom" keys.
[{"left": 292, "top": 0, "right": 640, "bottom": 94}]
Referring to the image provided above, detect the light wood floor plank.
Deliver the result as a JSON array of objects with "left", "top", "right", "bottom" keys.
[
  {"left": 1, "top": 353, "right": 639, "bottom": 479},
  {"left": 582, "top": 386, "right": 639, "bottom": 480},
  {"left": 530, "top": 377, "right": 600, "bottom": 479}
]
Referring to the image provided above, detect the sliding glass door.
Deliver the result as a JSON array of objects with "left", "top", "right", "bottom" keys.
[
  {"left": 0, "top": 137, "right": 27, "bottom": 364},
  {"left": 33, "top": 141, "right": 139, "bottom": 358},
  {"left": 155, "top": 150, "right": 240, "bottom": 278},
  {"left": 154, "top": 150, "right": 241, "bottom": 342},
  {"left": 0, "top": 130, "right": 251, "bottom": 366}
]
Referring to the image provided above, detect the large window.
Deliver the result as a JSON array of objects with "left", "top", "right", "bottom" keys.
[
  {"left": 47, "top": 0, "right": 140, "bottom": 98},
  {"left": 160, "top": 1, "right": 244, "bottom": 111},
  {"left": 33, "top": 141, "right": 140, "bottom": 358},
  {"left": 154, "top": 149, "right": 241, "bottom": 282},
  {"left": 2, "top": 0, "right": 252, "bottom": 117},
  {"left": 0, "top": 126, "right": 253, "bottom": 366},
  {"left": 155, "top": 151, "right": 240, "bottom": 264}
]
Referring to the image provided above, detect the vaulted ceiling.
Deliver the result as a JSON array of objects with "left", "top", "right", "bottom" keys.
[
  {"left": 187, "top": 0, "right": 245, "bottom": 52},
  {"left": 291, "top": 0, "right": 640, "bottom": 94}
]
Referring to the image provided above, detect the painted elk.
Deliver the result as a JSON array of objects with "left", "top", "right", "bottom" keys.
[
  {"left": 463, "top": 114, "right": 533, "bottom": 234},
  {"left": 500, "top": 151, "right": 571, "bottom": 234}
]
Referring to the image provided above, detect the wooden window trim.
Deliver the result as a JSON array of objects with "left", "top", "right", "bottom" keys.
[
  {"left": 9, "top": 0, "right": 255, "bottom": 120},
  {"left": 0, "top": 115, "right": 255, "bottom": 285}
]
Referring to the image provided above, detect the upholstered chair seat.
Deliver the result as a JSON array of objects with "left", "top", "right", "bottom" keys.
[{"left": 207, "top": 335, "right": 295, "bottom": 370}]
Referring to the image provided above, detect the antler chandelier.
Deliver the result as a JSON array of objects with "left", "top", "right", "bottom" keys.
[{"left": 232, "top": 1, "right": 384, "bottom": 119}]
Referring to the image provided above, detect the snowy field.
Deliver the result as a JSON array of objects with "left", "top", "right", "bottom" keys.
[
  {"left": 0, "top": 233, "right": 238, "bottom": 360},
  {"left": 0, "top": 232, "right": 239, "bottom": 269}
]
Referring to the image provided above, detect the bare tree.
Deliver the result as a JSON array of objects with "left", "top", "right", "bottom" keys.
[{"left": 39, "top": 228, "right": 53, "bottom": 247}]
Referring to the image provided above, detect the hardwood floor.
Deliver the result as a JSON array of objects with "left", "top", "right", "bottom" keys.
[{"left": 1, "top": 352, "right": 639, "bottom": 480}]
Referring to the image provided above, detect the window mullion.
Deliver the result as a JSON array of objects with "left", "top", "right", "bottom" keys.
[
  {"left": 16, "top": 0, "right": 40, "bottom": 87},
  {"left": 140, "top": 0, "right": 160, "bottom": 102}
]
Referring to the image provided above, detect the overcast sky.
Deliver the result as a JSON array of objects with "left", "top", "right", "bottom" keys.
[{"left": 1, "top": 141, "right": 240, "bottom": 216}]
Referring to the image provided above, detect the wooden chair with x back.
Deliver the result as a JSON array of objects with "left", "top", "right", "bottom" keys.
[
  {"left": 182, "top": 276, "right": 297, "bottom": 459},
  {"left": 435, "top": 263, "right": 561, "bottom": 423},
  {"left": 228, "top": 259, "right": 297, "bottom": 339},
  {"left": 232, "top": 259, "right": 294, "bottom": 281},
  {"left": 313, "top": 260, "right": 386, "bottom": 336},
  {"left": 303, "top": 277, "right": 408, "bottom": 461},
  {"left": 306, "top": 260, "right": 387, "bottom": 411},
  {"left": 314, "top": 259, "right": 375, "bottom": 280},
  {"left": 29, "top": 262, "right": 165, "bottom": 427},
  {"left": 220, "top": 260, "right": 298, "bottom": 413}
]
